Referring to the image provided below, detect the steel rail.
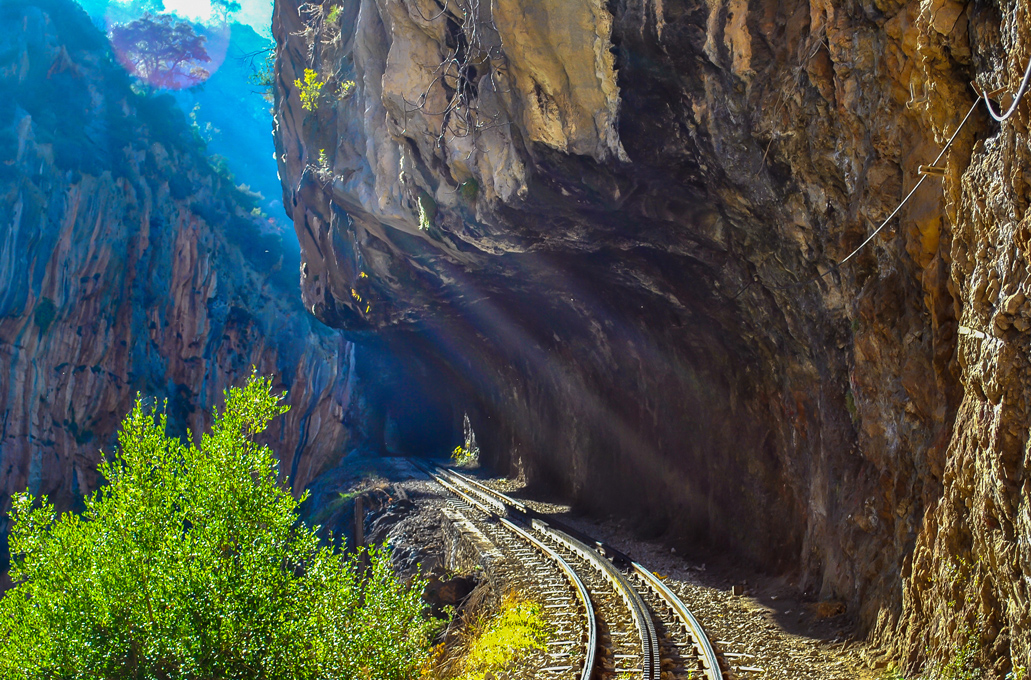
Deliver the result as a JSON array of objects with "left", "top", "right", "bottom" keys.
[
  {"left": 532, "top": 519, "right": 660, "bottom": 680},
  {"left": 420, "top": 464, "right": 596, "bottom": 680},
  {"left": 632, "top": 564, "right": 724, "bottom": 680},
  {"left": 498, "top": 517, "right": 597, "bottom": 680},
  {"left": 436, "top": 471, "right": 508, "bottom": 517},
  {"left": 446, "top": 467, "right": 529, "bottom": 514},
  {"left": 434, "top": 472, "right": 504, "bottom": 518},
  {"left": 430, "top": 463, "right": 724, "bottom": 680},
  {"left": 429, "top": 465, "right": 657, "bottom": 679}
]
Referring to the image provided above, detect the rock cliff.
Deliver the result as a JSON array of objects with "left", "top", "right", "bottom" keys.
[
  {"left": 273, "top": 0, "right": 1031, "bottom": 671},
  {"left": 0, "top": 0, "right": 355, "bottom": 578}
]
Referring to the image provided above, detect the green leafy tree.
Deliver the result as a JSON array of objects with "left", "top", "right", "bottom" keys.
[{"left": 0, "top": 374, "right": 434, "bottom": 679}]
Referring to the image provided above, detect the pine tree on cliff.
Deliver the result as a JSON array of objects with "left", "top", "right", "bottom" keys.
[{"left": 109, "top": 13, "right": 211, "bottom": 90}]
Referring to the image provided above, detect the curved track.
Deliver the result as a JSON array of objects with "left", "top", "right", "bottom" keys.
[
  {"left": 426, "top": 468, "right": 596, "bottom": 680},
  {"left": 417, "top": 461, "right": 724, "bottom": 680}
]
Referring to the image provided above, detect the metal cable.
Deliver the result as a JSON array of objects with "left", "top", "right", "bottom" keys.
[
  {"left": 835, "top": 97, "right": 979, "bottom": 269},
  {"left": 732, "top": 97, "right": 981, "bottom": 299},
  {"left": 983, "top": 50, "right": 1031, "bottom": 122},
  {"left": 738, "top": 47, "right": 1030, "bottom": 298}
]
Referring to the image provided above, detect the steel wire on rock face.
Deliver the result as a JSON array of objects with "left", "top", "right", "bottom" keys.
[
  {"left": 983, "top": 53, "right": 1031, "bottom": 122},
  {"left": 731, "top": 98, "right": 979, "bottom": 300},
  {"left": 733, "top": 47, "right": 1030, "bottom": 300},
  {"left": 833, "top": 98, "right": 981, "bottom": 269}
]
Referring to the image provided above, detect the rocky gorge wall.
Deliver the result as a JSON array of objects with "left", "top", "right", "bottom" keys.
[
  {"left": 273, "top": 0, "right": 1031, "bottom": 672},
  {"left": 0, "top": 0, "right": 357, "bottom": 579}
]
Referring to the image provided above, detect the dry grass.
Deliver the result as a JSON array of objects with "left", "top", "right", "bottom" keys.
[{"left": 422, "top": 590, "right": 550, "bottom": 680}]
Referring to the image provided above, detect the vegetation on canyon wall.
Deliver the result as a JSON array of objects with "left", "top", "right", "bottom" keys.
[
  {"left": 109, "top": 12, "right": 211, "bottom": 90},
  {"left": 0, "top": 376, "right": 432, "bottom": 679},
  {"left": 295, "top": 68, "right": 325, "bottom": 112}
]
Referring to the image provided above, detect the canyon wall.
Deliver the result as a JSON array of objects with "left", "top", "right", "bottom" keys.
[
  {"left": 273, "top": 0, "right": 1031, "bottom": 671},
  {"left": 0, "top": 0, "right": 356, "bottom": 567}
]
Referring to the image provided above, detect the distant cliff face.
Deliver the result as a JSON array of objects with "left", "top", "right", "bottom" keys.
[
  {"left": 0, "top": 0, "right": 355, "bottom": 568},
  {"left": 169, "top": 20, "right": 293, "bottom": 235},
  {"left": 274, "top": 0, "right": 1031, "bottom": 671}
]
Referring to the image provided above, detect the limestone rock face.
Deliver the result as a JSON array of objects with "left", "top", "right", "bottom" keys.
[
  {"left": 274, "top": 0, "right": 1031, "bottom": 669},
  {"left": 0, "top": 0, "right": 354, "bottom": 559}
]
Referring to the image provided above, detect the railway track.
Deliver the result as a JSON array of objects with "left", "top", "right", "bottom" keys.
[
  {"left": 412, "top": 460, "right": 724, "bottom": 680},
  {"left": 431, "top": 473, "right": 595, "bottom": 680}
]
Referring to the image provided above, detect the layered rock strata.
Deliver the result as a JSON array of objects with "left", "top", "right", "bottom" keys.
[
  {"left": 0, "top": 0, "right": 354, "bottom": 569},
  {"left": 273, "top": 0, "right": 1031, "bottom": 671}
]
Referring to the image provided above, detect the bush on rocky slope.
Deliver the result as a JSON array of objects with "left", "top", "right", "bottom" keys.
[{"left": 0, "top": 375, "right": 433, "bottom": 679}]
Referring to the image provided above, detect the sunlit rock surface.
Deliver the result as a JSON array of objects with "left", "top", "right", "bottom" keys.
[
  {"left": 274, "top": 0, "right": 1031, "bottom": 670},
  {"left": 0, "top": 0, "right": 354, "bottom": 556}
]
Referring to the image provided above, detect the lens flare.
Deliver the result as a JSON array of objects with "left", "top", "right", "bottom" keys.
[{"left": 106, "top": 10, "right": 229, "bottom": 90}]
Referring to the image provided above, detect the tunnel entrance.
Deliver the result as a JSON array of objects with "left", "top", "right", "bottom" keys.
[{"left": 355, "top": 342, "right": 461, "bottom": 459}]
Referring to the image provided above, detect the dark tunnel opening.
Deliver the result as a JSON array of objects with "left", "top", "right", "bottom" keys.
[{"left": 353, "top": 342, "right": 463, "bottom": 459}]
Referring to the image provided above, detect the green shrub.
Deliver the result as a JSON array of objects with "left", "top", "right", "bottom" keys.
[
  {"left": 247, "top": 49, "right": 276, "bottom": 102},
  {"left": 881, "top": 664, "right": 908, "bottom": 680},
  {"left": 457, "top": 178, "right": 479, "bottom": 203},
  {"left": 295, "top": 68, "right": 325, "bottom": 112},
  {"left": 316, "top": 148, "right": 331, "bottom": 179},
  {"left": 451, "top": 444, "right": 477, "bottom": 467},
  {"left": 0, "top": 374, "right": 434, "bottom": 679},
  {"left": 929, "top": 624, "right": 984, "bottom": 680},
  {"left": 338, "top": 79, "right": 356, "bottom": 98}
]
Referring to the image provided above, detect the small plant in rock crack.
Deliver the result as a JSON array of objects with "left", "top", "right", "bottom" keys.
[
  {"left": 350, "top": 272, "right": 373, "bottom": 315},
  {"left": 295, "top": 68, "right": 325, "bottom": 111},
  {"left": 338, "top": 79, "right": 356, "bottom": 99},
  {"left": 417, "top": 190, "right": 438, "bottom": 231},
  {"left": 880, "top": 663, "right": 908, "bottom": 680},
  {"left": 457, "top": 177, "right": 479, "bottom": 204},
  {"left": 451, "top": 444, "right": 477, "bottom": 467},
  {"left": 450, "top": 413, "right": 481, "bottom": 468},
  {"left": 926, "top": 622, "right": 985, "bottom": 680},
  {"left": 311, "top": 148, "right": 332, "bottom": 184}
]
